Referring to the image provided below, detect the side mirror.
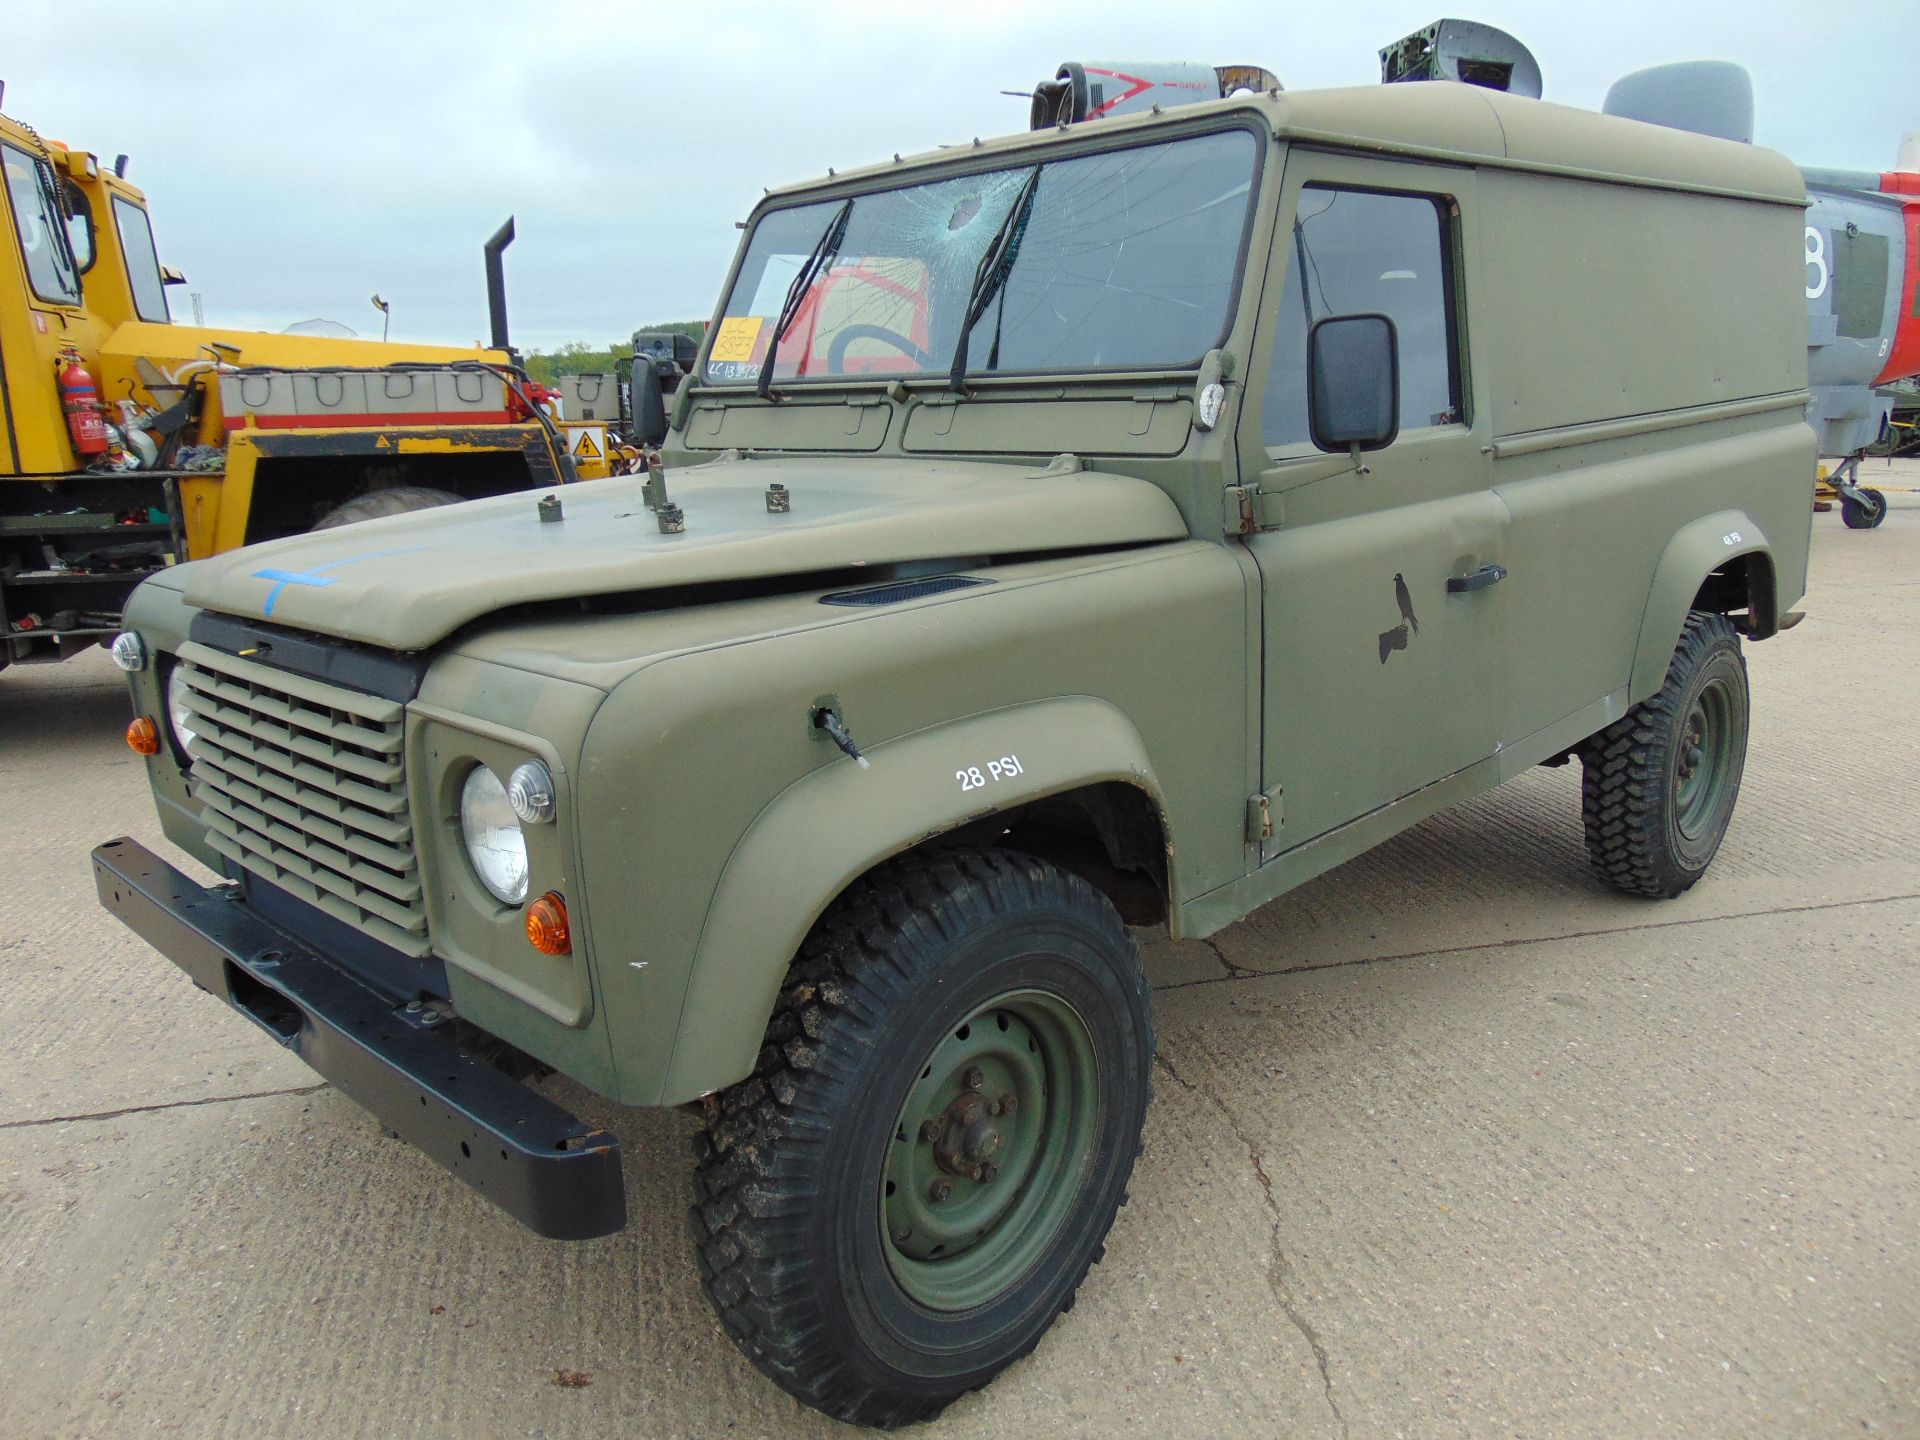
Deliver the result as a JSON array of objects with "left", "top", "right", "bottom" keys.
[
  {"left": 632, "top": 361, "right": 668, "bottom": 447},
  {"left": 1307, "top": 313, "right": 1399, "bottom": 454}
]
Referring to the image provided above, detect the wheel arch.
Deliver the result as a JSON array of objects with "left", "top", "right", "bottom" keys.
[
  {"left": 1630, "top": 510, "right": 1775, "bottom": 705},
  {"left": 658, "top": 696, "right": 1173, "bottom": 1104}
]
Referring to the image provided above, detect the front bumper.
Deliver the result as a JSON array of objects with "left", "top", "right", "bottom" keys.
[{"left": 92, "top": 838, "right": 626, "bottom": 1241}]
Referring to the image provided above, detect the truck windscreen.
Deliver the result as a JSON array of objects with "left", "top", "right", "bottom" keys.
[
  {"left": 2, "top": 141, "right": 82, "bottom": 307},
  {"left": 705, "top": 127, "right": 1258, "bottom": 387}
]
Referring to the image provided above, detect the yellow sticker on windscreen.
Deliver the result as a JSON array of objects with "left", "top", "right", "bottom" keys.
[{"left": 709, "top": 316, "right": 765, "bottom": 363}]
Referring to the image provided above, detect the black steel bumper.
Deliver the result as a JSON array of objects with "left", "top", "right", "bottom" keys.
[{"left": 92, "top": 838, "right": 626, "bottom": 1241}]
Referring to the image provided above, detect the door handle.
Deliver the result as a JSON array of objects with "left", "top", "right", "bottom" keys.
[{"left": 1446, "top": 563, "right": 1508, "bottom": 594}]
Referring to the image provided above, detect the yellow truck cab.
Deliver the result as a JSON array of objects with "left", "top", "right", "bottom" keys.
[{"left": 0, "top": 99, "right": 580, "bottom": 674}]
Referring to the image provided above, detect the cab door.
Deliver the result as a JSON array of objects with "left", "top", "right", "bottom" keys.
[{"left": 1238, "top": 155, "right": 1505, "bottom": 856}]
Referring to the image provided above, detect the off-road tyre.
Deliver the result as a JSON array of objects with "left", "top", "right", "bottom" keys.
[
  {"left": 310, "top": 485, "right": 465, "bottom": 530},
  {"left": 1841, "top": 487, "right": 1888, "bottom": 529},
  {"left": 691, "top": 847, "right": 1154, "bottom": 1428},
  {"left": 1581, "top": 611, "right": 1749, "bottom": 898}
]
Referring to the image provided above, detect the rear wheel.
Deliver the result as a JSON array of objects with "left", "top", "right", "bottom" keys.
[
  {"left": 692, "top": 848, "right": 1153, "bottom": 1428},
  {"left": 1581, "top": 611, "right": 1749, "bottom": 897},
  {"left": 310, "top": 485, "right": 464, "bottom": 530}
]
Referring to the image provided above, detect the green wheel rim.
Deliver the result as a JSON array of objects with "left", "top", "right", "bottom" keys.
[
  {"left": 1674, "top": 675, "right": 1737, "bottom": 840},
  {"left": 881, "top": 989, "right": 1100, "bottom": 1311}
]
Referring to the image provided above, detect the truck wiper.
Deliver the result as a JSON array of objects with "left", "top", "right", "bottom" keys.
[
  {"left": 948, "top": 166, "right": 1042, "bottom": 394},
  {"left": 34, "top": 159, "right": 80, "bottom": 295},
  {"left": 758, "top": 197, "right": 854, "bottom": 401}
]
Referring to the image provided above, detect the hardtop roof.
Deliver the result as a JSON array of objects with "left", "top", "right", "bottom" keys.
[{"left": 762, "top": 79, "right": 1806, "bottom": 208}]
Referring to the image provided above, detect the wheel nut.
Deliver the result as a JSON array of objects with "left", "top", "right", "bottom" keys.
[
  {"left": 980, "top": 1163, "right": 999, "bottom": 1183},
  {"left": 929, "top": 1179, "right": 953, "bottom": 1202},
  {"left": 962, "top": 1067, "right": 985, "bottom": 1091},
  {"left": 998, "top": 1092, "right": 1017, "bottom": 1114},
  {"left": 919, "top": 1119, "right": 942, "bottom": 1143}
]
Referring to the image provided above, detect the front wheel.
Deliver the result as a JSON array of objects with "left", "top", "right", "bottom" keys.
[
  {"left": 310, "top": 485, "right": 464, "bottom": 530},
  {"left": 1841, "top": 487, "right": 1888, "bottom": 529},
  {"left": 692, "top": 848, "right": 1154, "bottom": 1428},
  {"left": 1581, "top": 611, "right": 1749, "bottom": 898}
]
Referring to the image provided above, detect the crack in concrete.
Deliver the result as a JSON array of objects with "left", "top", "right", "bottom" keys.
[
  {"left": 1201, "top": 935, "right": 1257, "bottom": 980},
  {"left": 0, "top": 1083, "right": 329, "bottom": 1132},
  {"left": 1156, "top": 1047, "right": 1349, "bottom": 1438},
  {"left": 1158, "top": 890, "right": 1920, "bottom": 992}
]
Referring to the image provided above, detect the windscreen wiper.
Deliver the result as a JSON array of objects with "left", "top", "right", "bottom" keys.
[
  {"left": 34, "top": 160, "right": 79, "bottom": 295},
  {"left": 758, "top": 197, "right": 854, "bottom": 400},
  {"left": 947, "top": 166, "right": 1042, "bottom": 394}
]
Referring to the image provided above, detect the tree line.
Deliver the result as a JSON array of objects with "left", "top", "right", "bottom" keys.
[{"left": 523, "top": 323, "right": 705, "bottom": 384}]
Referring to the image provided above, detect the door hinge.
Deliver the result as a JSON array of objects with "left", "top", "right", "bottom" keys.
[
  {"left": 1224, "top": 484, "right": 1257, "bottom": 536},
  {"left": 1246, "top": 785, "right": 1283, "bottom": 844}
]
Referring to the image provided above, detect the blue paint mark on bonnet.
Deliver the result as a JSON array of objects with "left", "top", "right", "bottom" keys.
[{"left": 252, "top": 545, "right": 426, "bottom": 616}]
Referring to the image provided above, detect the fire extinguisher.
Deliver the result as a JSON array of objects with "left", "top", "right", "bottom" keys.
[{"left": 57, "top": 347, "right": 110, "bottom": 458}]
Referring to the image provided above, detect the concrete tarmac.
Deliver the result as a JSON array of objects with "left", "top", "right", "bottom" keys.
[{"left": 3, "top": 463, "right": 1917, "bottom": 1438}]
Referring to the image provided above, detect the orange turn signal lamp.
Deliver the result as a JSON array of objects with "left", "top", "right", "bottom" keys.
[
  {"left": 125, "top": 715, "right": 161, "bottom": 756},
  {"left": 526, "top": 891, "right": 571, "bottom": 955}
]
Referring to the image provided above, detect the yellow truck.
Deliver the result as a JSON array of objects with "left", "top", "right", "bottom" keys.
[{"left": 0, "top": 93, "right": 581, "bottom": 673}]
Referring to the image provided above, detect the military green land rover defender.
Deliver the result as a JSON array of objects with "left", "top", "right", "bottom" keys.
[{"left": 96, "top": 76, "right": 1813, "bottom": 1426}]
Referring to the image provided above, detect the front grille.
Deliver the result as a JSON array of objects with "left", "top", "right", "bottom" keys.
[{"left": 174, "top": 640, "right": 428, "bottom": 957}]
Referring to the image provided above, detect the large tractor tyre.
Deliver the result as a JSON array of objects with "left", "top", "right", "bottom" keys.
[
  {"left": 310, "top": 486, "right": 465, "bottom": 531},
  {"left": 692, "top": 847, "right": 1155, "bottom": 1428},
  {"left": 1581, "top": 611, "right": 1750, "bottom": 898},
  {"left": 1841, "top": 487, "right": 1888, "bottom": 530}
]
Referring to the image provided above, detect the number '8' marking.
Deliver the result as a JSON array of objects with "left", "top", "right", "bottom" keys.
[{"left": 1805, "top": 226, "right": 1829, "bottom": 301}]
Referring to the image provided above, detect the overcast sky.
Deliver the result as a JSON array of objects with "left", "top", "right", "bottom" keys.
[{"left": 6, "top": 2, "right": 1912, "bottom": 350}]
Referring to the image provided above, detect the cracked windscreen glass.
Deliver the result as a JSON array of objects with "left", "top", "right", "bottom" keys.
[{"left": 704, "top": 128, "right": 1258, "bottom": 386}]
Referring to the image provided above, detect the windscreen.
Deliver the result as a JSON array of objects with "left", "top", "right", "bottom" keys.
[
  {"left": 705, "top": 127, "right": 1258, "bottom": 386},
  {"left": 2, "top": 141, "right": 82, "bottom": 306},
  {"left": 113, "top": 196, "right": 170, "bottom": 323}
]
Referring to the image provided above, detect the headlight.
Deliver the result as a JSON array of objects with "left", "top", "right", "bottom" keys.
[
  {"left": 460, "top": 765, "right": 529, "bottom": 905},
  {"left": 166, "top": 666, "right": 199, "bottom": 757}
]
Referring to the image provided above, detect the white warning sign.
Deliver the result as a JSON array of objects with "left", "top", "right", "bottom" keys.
[{"left": 569, "top": 425, "right": 605, "bottom": 460}]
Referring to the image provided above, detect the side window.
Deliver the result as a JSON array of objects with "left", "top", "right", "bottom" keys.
[
  {"left": 1262, "top": 186, "right": 1460, "bottom": 448},
  {"left": 112, "top": 196, "right": 170, "bottom": 323}
]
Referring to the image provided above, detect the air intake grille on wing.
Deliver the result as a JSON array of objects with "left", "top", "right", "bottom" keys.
[{"left": 820, "top": 575, "right": 993, "bottom": 608}]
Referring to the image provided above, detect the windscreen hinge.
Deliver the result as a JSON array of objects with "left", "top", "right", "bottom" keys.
[{"left": 1223, "top": 482, "right": 1282, "bottom": 535}]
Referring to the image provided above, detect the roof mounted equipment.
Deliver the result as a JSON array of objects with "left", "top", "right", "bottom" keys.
[
  {"left": 1379, "top": 19, "right": 1542, "bottom": 98},
  {"left": 1601, "top": 62, "right": 1755, "bottom": 144},
  {"left": 1028, "top": 62, "right": 1280, "bottom": 130}
]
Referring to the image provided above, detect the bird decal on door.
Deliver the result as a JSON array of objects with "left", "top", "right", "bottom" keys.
[{"left": 1377, "top": 572, "right": 1420, "bottom": 664}]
